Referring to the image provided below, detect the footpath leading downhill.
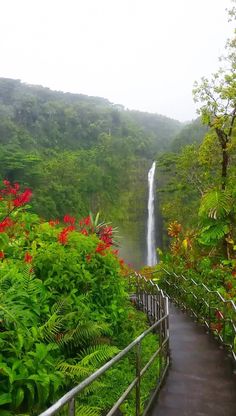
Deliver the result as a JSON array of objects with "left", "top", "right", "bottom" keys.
[{"left": 149, "top": 304, "right": 236, "bottom": 416}]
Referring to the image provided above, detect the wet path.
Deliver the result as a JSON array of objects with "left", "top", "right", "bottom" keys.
[{"left": 149, "top": 304, "right": 236, "bottom": 416}]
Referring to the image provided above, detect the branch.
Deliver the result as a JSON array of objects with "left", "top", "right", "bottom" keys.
[{"left": 228, "top": 106, "right": 236, "bottom": 139}]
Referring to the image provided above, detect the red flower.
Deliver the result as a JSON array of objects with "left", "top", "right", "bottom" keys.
[
  {"left": 99, "top": 226, "right": 113, "bottom": 247},
  {"left": 0, "top": 251, "right": 5, "bottom": 259},
  {"left": 226, "top": 281, "right": 233, "bottom": 290},
  {"left": 112, "top": 249, "right": 119, "bottom": 256},
  {"left": 3, "top": 180, "right": 10, "bottom": 187},
  {"left": 24, "top": 252, "right": 33, "bottom": 263},
  {"left": 95, "top": 242, "right": 107, "bottom": 255},
  {"left": 63, "top": 215, "right": 75, "bottom": 225},
  {"left": 58, "top": 229, "right": 69, "bottom": 245},
  {"left": 49, "top": 219, "right": 60, "bottom": 227},
  {"left": 58, "top": 226, "right": 75, "bottom": 245},
  {"left": 84, "top": 216, "right": 91, "bottom": 226},
  {"left": 86, "top": 254, "right": 92, "bottom": 262},
  {"left": 66, "top": 225, "right": 75, "bottom": 232},
  {"left": 14, "top": 182, "right": 20, "bottom": 192},
  {"left": 215, "top": 310, "right": 224, "bottom": 320},
  {"left": 0, "top": 217, "right": 14, "bottom": 232},
  {"left": 13, "top": 189, "right": 32, "bottom": 207},
  {"left": 119, "top": 258, "right": 125, "bottom": 268},
  {"left": 211, "top": 322, "right": 223, "bottom": 333},
  {"left": 79, "top": 216, "right": 91, "bottom": 227},
  {"left": 81, "top": 229, "right": 88, "bottom": 236}
]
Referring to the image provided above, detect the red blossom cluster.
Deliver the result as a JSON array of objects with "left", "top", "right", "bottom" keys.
[
  {"left": 1, "top": 180, "right": 32, "bottom": 207},
  {"left": 1, "top": 180, "right": 20, "bottom": 196},
  {"left": 99, "top": 226, "right": 113, "bottom": 247},
  {"left": 0, "top": 217, "right": 14, "bottom": 233},
  {"left": 81, "top": 228, "right": 88, "bottom": 236},
  {"left": 58, "top": 226, "right": 76, "bottom": 245},
  {"left": 0, "top": 181, "right": 125, "bottom": 272},
  {"left": 24, "top": 252, "right": 33, "bottom": 263},
  {"left": 94, "top": 226, "right": 115, "bottom": 255},
  {"left": 215, "top": 309, "right": 224, "bottom": 320},
  {"left": 49, "top": 219, "right": 60, "bottom": 227},
  {"left": 226, "top": 281, "right": 233, "bottom": 291},
  {"left": 58, "top": 213, "right": 91, "bottom": 245},
  {"left": 79, "top": 216, "right": 91, "bottom": 227},
  {"left": 63, "top": 215, "right": 76, "bottom": 225},
  {"left": 95, "top": 241, "right": 108, "bottom": 255},
  {"left": 210, "top": 322, "right": 223, "bottom": 333},
  {"left": 13, "top": 189, "right": 32, "bottom": 207},
  {"left": 0, "top": 180, "right": 32, "bottom": 209}
]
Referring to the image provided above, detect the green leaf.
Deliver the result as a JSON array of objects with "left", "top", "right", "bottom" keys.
[
  {"left": 0, "top": 393, "right": 12, "bottom": 405},
  {"left": 13, "top": 387, "right": 24, "bottom": 408},
  {"left": 75, "top": 406, "right": 102, "bottom": 416},
  {"left": 199, "top": 189, "right": 232, "bottom": 220}
]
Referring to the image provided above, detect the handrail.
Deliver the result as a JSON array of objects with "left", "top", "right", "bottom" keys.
[
  {"left": 39, "top": 274, "right": 170, "bottom": 416},
  {"left": 159, "top": 268, "right": 236, "bottom": 363}
]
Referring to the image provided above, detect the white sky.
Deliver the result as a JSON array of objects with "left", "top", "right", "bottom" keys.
[{"left": 0, "top": 0, "right": 234, "bottom": 121}]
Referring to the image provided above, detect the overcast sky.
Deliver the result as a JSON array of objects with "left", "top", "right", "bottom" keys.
[{"left": 1, "top": 0, "right": 234, "bottom": 121}]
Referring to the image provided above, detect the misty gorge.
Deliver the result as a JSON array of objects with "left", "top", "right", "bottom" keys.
[{"left": 0, "top": 78, "right": 189, "bottom": 266}]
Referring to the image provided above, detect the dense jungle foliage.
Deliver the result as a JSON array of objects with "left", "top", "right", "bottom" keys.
[
  {"left": 1, "top": 4, "right": 235, "bottom": 413},
  {"left": 0, "top": 181, "right": 161, "bottom": 415},
  {"left": 0, "top": 77, "right": 185, "bottom": 265},
  {"left": 155, "top": 9, "right": 236, "bottom": 317}
]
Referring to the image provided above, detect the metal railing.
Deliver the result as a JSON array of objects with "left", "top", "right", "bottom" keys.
[
  {"left": 39, "top": 273, "right": 170, "bottom": 416},
  {"left": 160, "top": 269, "right": 236, "bottom": 363}
]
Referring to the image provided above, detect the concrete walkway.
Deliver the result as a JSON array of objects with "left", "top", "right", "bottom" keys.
[{"left": 149, "top": 304, "right": 236, "bottom": 416}]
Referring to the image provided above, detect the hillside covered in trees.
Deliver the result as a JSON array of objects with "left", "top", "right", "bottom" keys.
[{"left": 0, "top": 77, "right": 199, "bottom": 265}]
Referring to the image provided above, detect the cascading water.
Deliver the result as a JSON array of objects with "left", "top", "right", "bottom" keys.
[{"left": 147, "top": 161, "right": 157, "bottom": 266}]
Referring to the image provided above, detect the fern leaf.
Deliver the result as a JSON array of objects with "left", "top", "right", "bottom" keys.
[
  {"left": 58, "top": 322, "right": 111, "bottom": 347},
  {"left": 75, "top": 406, "right": 102, "bottom": 416},
  {"left": 78, "top": 345, "right": 120, "bottom": 367},
  {"left": 39, "top": 313, "right": 64, "bottom": 343},
  {"left": 57, "top": 362, "right": 92, "bottom": 377}
]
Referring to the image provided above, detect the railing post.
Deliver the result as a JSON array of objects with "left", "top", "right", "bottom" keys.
[
  {"left": 68, "top": 398, "right": 75, "bottom": 416},
  {"left": 136, "top": 274, "right": 140, "bottom": 309},
  {"left": 222, "top": 302, "right": 227, "bottom": 344},
  {"left": 136, "top": 341, "right": 141, "bottom": 416},
  {"left": 166, "top": 299, "right": 170, "bottom": 361},
  {"left": 207, "top": 294, "right": 211, "bottom": 332}
]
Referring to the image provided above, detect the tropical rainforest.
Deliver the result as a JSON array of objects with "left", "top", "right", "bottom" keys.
[
  {"left": 0, "top": 77, "right": 183, "bottom": 266},
  {"left": 155, "top": 11, "right": 236, "bottom": 339},
  {"left": 0, "top": 77, "right": 184, "bottom": 415},
  {"left": 0, "top": 3, "right": 235, "bottom": 415}
]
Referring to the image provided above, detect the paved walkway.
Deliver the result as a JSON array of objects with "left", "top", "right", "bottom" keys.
[{"left": 149, "top": 304, "right": 236, "bottom": 416}]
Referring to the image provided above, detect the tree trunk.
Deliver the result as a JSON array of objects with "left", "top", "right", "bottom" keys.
[
  {"left": 216, "top": 128, "right": 229, "bottom": 190},
  {"left": 221, "top": 143, "right": 229, "bottom": 190}
]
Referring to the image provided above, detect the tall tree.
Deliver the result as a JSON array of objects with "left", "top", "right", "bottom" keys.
[{"left": 193, "top": 5, "right": 236, "bottom": 190}]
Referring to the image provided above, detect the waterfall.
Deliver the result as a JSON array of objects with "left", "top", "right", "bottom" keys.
[{"left": 147, "top": 161, "right": 157, "bottom": 266}]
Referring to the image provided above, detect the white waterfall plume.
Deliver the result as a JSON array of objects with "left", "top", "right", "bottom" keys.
[{"left": 147, "top": 162, "right": 157, "bottom": 266}]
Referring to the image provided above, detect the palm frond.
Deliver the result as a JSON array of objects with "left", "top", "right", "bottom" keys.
[
  {"left": 199, "top": 189, "right": 232, "bottom": 220},
  {"left": 198, "top": 222, "right": 229, "bottom": 245}
]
